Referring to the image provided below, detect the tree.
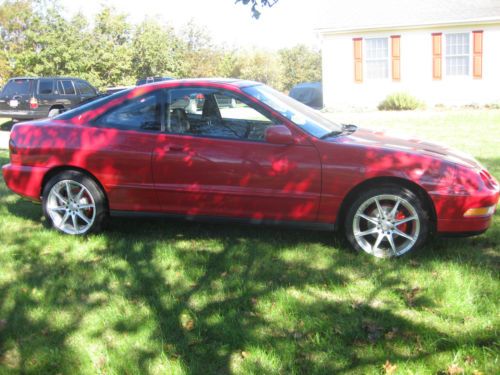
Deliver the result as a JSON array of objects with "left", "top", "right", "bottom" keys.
[
  {"left": 235, "top": 0, "right": 279, "bottom": 19},
  {"left": 0, "top": 0, "right": 35, "bottom": 83},
  {"left": 131, "top": 18, "right": 183, "bottom": 79},
  {"left": 88, "top": 6, "right": 134, "bottom": 88},
  {"left": 279, "top": 44, "right": 321, "bottom": 91},
  {"left": 232, "top": 49, "right": 284, "bottom": 90},
  {"left": 178, "top": 20, "right": 237, "bottom": 78}
]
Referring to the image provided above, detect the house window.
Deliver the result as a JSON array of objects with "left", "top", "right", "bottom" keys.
[
  {"left": 445, "top": 33, "right": 470, "bottom": 76},
  {"left": 365, "top": 38, "right": 389, "bottom": 79}
]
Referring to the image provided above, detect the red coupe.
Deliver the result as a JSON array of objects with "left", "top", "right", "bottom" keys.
[{"left": 2, "top": 79, "right": 499, "bottom": 257}]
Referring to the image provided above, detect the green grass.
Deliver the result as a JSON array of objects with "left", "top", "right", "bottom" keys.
[{"left": 0, "top": 110, "right": 499, "bottom": 374}]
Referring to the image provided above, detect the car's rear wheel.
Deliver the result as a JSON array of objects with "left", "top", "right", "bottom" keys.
[
  {"left": 42, "top": 171, "right": 106, "bottom": 235},
  {"left": 344, "top": 185, "right": 429, "bottom": 258}
]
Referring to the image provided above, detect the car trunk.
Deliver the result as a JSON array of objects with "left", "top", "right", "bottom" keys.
[{"left": 0, "top": 78, "right": 36, "bottom": 112}]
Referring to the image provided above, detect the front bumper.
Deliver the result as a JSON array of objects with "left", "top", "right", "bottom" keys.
[
  {"left": 2, "top": 163, "right": 48, "bottom": 202},
  {"left": 431, "top": 190, "right": 499, "bottom": 233}
]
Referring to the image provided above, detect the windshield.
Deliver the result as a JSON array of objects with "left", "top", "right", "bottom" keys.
[
  {"left": 1, "top": 79, "right": 34, "bottom": 96},
  {"left": 242, "top": 84, "right": 341, "bottom": 138}
]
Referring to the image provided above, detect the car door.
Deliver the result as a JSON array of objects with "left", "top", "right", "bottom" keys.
[
  {"left": 36, "top": 78, "right": 56, "bottom": 116},
  {"left": 57, "top": 79, "right": 78, "bottom": 108},
  {"left": 151, "top": 87, "right": 322, "bottom": 223},
  {"left": 87, "top": 91, "right": 161, "bottom": 212}
]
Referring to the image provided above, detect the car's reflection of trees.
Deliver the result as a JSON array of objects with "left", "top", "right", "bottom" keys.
[{"left": 2, "top": 123, "right": 498, "bottom": 372}]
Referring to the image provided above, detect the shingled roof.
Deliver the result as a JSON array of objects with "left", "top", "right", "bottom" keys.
[{"left": 316, "top": 0, "right": 500, "bottom": 34}]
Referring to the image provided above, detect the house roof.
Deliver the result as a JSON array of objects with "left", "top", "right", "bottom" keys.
[{"left": 316, "top": 0, "right": 500, "bottom": 34}]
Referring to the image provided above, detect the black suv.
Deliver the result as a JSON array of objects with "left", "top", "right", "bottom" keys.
[{"left": 0, "top": 77, "right": 97, "bottom": 120}]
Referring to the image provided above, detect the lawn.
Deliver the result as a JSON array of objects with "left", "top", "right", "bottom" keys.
[{"left": 0, "top": 110, "right": 499, "bottom": 374}]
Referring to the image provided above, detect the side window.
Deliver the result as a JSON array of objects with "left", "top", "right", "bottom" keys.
[
  {"left": 38, "top": 79, "right": 54, "bottom": 94},
  {"left": 163, "top": 88, "right": 276, "bottom": 141},
  {"left": 61, "top": 80, "right": 76, "bottom": 95},
  {"left": 94, "top": 93, "right": 160, "bottom": 131},
  {"left": 57, "top": 81, "right": 65, "bottom": 94},
  {"left": 75, "top": 80, "right": 95, "bottom": 95}
]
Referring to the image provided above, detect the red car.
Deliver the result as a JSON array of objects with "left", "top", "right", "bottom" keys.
[{"left": 2, "top": 79, "right": 499, "bottom": 257}]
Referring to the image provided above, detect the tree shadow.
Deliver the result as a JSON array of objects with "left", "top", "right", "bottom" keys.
[
  {"left": 1, "top": 151, "right": 498, "bottom": 373},
  {"left": 0, "top": 120, "right": 14, "bottom": 132}
]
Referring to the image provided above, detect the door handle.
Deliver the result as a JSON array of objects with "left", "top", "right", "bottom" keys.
[{"left": 167, "top": 145, "right": 184, "bottom": 152}]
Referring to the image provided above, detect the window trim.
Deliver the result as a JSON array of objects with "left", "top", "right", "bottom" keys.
[
  {"left": 363, "top": 36, "right": 390, "bottom": 80},
  {"left": 443, "top": 31, "right": 472, "bottom": 78},
  {"left": 161, "top": 87, "right": 278, "bottom": 143}
]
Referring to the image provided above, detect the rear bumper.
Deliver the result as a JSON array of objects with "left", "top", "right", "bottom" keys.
[
  {"left": 0, "top": 110, "right": 45, "bottom": 120},
  {"left": 431, "top": 190, "right": 499, "bottom": 233},
  {"left": 2, "top": 163, "right": 48, "bottom": 202}
]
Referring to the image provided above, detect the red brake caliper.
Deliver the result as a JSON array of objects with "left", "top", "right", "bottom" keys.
[{"left": 395, "top": 211, "right": 408, "bottom": 233}]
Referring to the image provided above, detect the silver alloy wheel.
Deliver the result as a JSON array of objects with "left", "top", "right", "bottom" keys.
[
  {"left": 46, "top": 180, "right": 96, "bottom": 235},
  {"left": 353, "top": 194, "right": 420, "bottom": 258}
]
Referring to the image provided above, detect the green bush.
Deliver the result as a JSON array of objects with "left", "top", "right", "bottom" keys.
[{"left": 378, "top": 92, "right": 423, "bottom": 111}]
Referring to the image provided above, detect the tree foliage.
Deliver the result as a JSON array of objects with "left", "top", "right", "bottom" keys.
[
  {"left": 0, "top": 0, "right": 320, "bottom": 92},
  {"left": 279, "top": 44, "right": 322, "bottom": 91},
  {"left": 235, "top": 0, "right": 279, "bottom": 19}
]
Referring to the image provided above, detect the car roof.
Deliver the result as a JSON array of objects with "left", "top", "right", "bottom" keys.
[
  {"left": 137, "top": 78, "right": 262, "bottom": 89},
  {"left": 7, "top": 76, "right": 88, "bottom": 81}
]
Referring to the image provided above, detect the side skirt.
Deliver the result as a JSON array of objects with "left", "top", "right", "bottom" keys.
[{"left": 109, "top": 210, "right": 335, "bottom": 231}]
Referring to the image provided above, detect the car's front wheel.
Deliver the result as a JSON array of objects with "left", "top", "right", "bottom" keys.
[
  {"left": 42, "top": 171, "right": 106, "bottom": 235},
  {"left": 344, "top": 185, "right": 430, "bottom": 258}
]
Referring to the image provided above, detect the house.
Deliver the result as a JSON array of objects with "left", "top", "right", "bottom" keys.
[{"left": 316, "top": 0, "right": 500, "bottom": 109}]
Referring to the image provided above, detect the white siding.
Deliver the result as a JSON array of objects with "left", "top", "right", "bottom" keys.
[{"left": 321, "top": 24, "right": 500, "bottom": 109}]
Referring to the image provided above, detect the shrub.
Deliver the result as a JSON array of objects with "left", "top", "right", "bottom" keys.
[{"left": 378, "top": 92, "right": 423, "bottom": 111}]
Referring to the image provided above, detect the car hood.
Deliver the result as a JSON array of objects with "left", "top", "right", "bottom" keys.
[{"left": 333, "top": 127, "right": 482, "bottom": 170}]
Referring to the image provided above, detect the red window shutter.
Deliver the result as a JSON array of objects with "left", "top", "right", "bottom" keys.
[
  {"left": 472, "top": 30, "right": 483, "bottom": 79},
  {"left": 432, "top": 33, "right": 442, "bottom": 80},
  {"left": 353, "top": 38, "right": 363, "bottom": 83},
  {"left": 391, "top": 35, "right": 401, "bottom": 81}
]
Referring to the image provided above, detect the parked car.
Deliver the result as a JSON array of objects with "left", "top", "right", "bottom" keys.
[
  {"left": 2, "top": 79, "right": 499, "bottom": 258},
  {"left": 136, "top": 77, "right": 173, "bottom": 86},
  {"left": 0, "top": 77, "right": 97, "bottom": 120},
  {"left": 289, "top": 82, "right": 323, "bottom": 109}
]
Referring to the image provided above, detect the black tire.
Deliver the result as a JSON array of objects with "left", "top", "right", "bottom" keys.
[
  {"left": 42, "top": 170, "right": 107, "bottom": 235},
  {"left": 344, "top": 184, "right": 429, "bottom": 258}
]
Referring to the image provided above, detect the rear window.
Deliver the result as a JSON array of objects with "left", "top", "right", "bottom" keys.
[{"left": 1, "top": 79, "right": 34, "bottom": 96}]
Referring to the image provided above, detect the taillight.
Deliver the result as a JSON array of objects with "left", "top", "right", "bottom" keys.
[
  {"left": 9, "top": 138, "right": 17, "bottom": 154},
  {"left": 29, "top": 97, "right": 38, "bottom": 109}
]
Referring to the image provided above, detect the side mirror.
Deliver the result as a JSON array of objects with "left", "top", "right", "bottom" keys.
[{"left": 265, "top": 125, "right": 294, "bottom": 145}]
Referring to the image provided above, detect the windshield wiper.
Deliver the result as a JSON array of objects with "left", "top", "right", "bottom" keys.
[{"left": 320, "top": 123, "right": 357, "bottom": 139}]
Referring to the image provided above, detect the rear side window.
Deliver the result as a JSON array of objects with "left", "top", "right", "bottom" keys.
[
  {"left": 1, "top": 79, "right": 34, "bottom": 96},
  {"left": 57, "top": 81, "right": 64, "bottom": 94},
  {"left": 75, "top": 80, "right": 95, "bottom": 95},
  {"left": 38, "top": 79, "right": 54, "bottom": 94},
  {"left": 94, "top": 93, "right": 160, "bottom": 131},
  {"left": 61, "top": 80, "right": 76, "bottom": 95}
]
